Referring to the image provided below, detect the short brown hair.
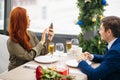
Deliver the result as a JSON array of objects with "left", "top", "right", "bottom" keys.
[{"left": 101, "top": 16, "right": 120, "bottom": 37}]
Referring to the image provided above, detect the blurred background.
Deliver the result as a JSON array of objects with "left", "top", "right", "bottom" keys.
[{"left": 0, "top": 0, "right": 120, "bottom": 35}]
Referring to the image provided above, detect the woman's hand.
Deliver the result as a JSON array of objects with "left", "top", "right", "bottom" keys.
[
  {"left": 48, "top": 27, "right": 54, "bottom": 41},
  {"left": 40, "top": 28, "right": 48, "bottom": 44}
]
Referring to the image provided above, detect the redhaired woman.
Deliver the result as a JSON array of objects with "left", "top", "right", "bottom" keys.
[{"left": 7, "top": 7, "right": 54, "bottom": 70}]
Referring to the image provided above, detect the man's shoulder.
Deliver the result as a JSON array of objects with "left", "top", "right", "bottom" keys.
[
  {"left": 110, "top": 42, "right": 120, "bottom": 51},
  {"left": 115, "top": 37, "right": 120, "bottom": 42}
]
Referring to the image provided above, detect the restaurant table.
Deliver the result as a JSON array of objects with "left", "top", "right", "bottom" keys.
[{"left": 0, "top": 53, "right": 100, "bottom": 80}]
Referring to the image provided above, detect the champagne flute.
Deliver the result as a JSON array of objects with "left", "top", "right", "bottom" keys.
[
  {"left": 48, "top": 42, "right": 55, "bottom": 58},
  {"left": 66, "top": 40, "right": 72, "bottom": 53},
  {"left": 55, "top": 43, "right": 64, "bottom": 66}
]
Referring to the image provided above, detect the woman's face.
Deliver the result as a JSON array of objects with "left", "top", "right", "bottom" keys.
[{"left": 26, "top": 14, "right": 30, "bottom": 28}]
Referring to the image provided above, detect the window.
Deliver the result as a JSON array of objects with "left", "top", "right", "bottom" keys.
[
  {"left": 12, "top": 0, "right": 80, "bottom": 35},
  {"left": 11, "top": 0, "right": 120, "bottom": 35},
  {"left": 0, "top": 0, "right": 4, "bottom": 30},
  {"left": 104, "top": 0, "right": 120, "bottom": 17}
]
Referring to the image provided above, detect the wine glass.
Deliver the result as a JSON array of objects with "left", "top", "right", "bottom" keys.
[
  {"left": 55, "top": 43, "right": 64, "bottom": 66},
  {"left": 71, "top": 38, "right": 79, "bottom": 47},
  {"left": 56, "top": 43, "right": 64, "bottom": 53},
  {"left": 71, "top": 38, "right": 80, "bottom": 57},
  {"left": 48, "top": 42, "right": 55, "bottom": 58}
]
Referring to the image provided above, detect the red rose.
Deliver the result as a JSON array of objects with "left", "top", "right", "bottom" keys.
[{"left": 36, "top": 66, "right": 43, "bottom": 80}]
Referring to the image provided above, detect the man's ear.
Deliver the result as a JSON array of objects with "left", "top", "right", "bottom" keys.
[{"left": 107, "top": 29, "right": 112, "bottom": 36}]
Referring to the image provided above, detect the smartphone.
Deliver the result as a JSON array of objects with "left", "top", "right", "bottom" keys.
[
  {"left": 48, "top": 23, "right": 53, "bottom": 36},
  {"left": 49, "top": 23, "right": 53, "bottom": 29}
]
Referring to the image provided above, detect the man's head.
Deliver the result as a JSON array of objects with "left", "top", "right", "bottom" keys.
[{"left": 99, "top": 16, "right": 120, "bottom": 43}]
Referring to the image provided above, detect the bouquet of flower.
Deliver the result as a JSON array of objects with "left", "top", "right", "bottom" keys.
[{"left": 35, "top": 66, "right": 75, "bottom": 80}]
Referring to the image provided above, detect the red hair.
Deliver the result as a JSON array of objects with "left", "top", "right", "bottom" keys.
[{"left": 8, "top": 7, "right": 32, "bottom": 51}]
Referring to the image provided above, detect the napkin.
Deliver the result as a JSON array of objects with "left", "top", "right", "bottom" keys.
[{"left": 23, "top": 64, "right": 39, "bottom": 69}]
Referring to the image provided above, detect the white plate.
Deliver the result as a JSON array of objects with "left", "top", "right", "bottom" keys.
[
  {"left": 66, "top": 59, "right": 78, "bottom": 67},
  {"left": 34, "top": 55, "right": 59, "bottom": 63},
  {"left": 66, "top": 59, "right": 92, "bottom": 68}
]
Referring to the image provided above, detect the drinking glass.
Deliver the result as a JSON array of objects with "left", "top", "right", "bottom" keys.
[
  {"left": 66, "top": 40, "right": 72, "bottom": 53},
  {"left": 71, "top": 38, "right": 79, "bottom": 47},
  {"left": 48, "top": 42, "right": 55, "bottom": 58},
  {"left": 71, "top": 38, "right": 80, "bottom": 57},
  {"left": 56, "top": 43, "right": 64, "bottom": 53},
  {"left": 55, "top": 43, "right": 64, "bottom": 67}
]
